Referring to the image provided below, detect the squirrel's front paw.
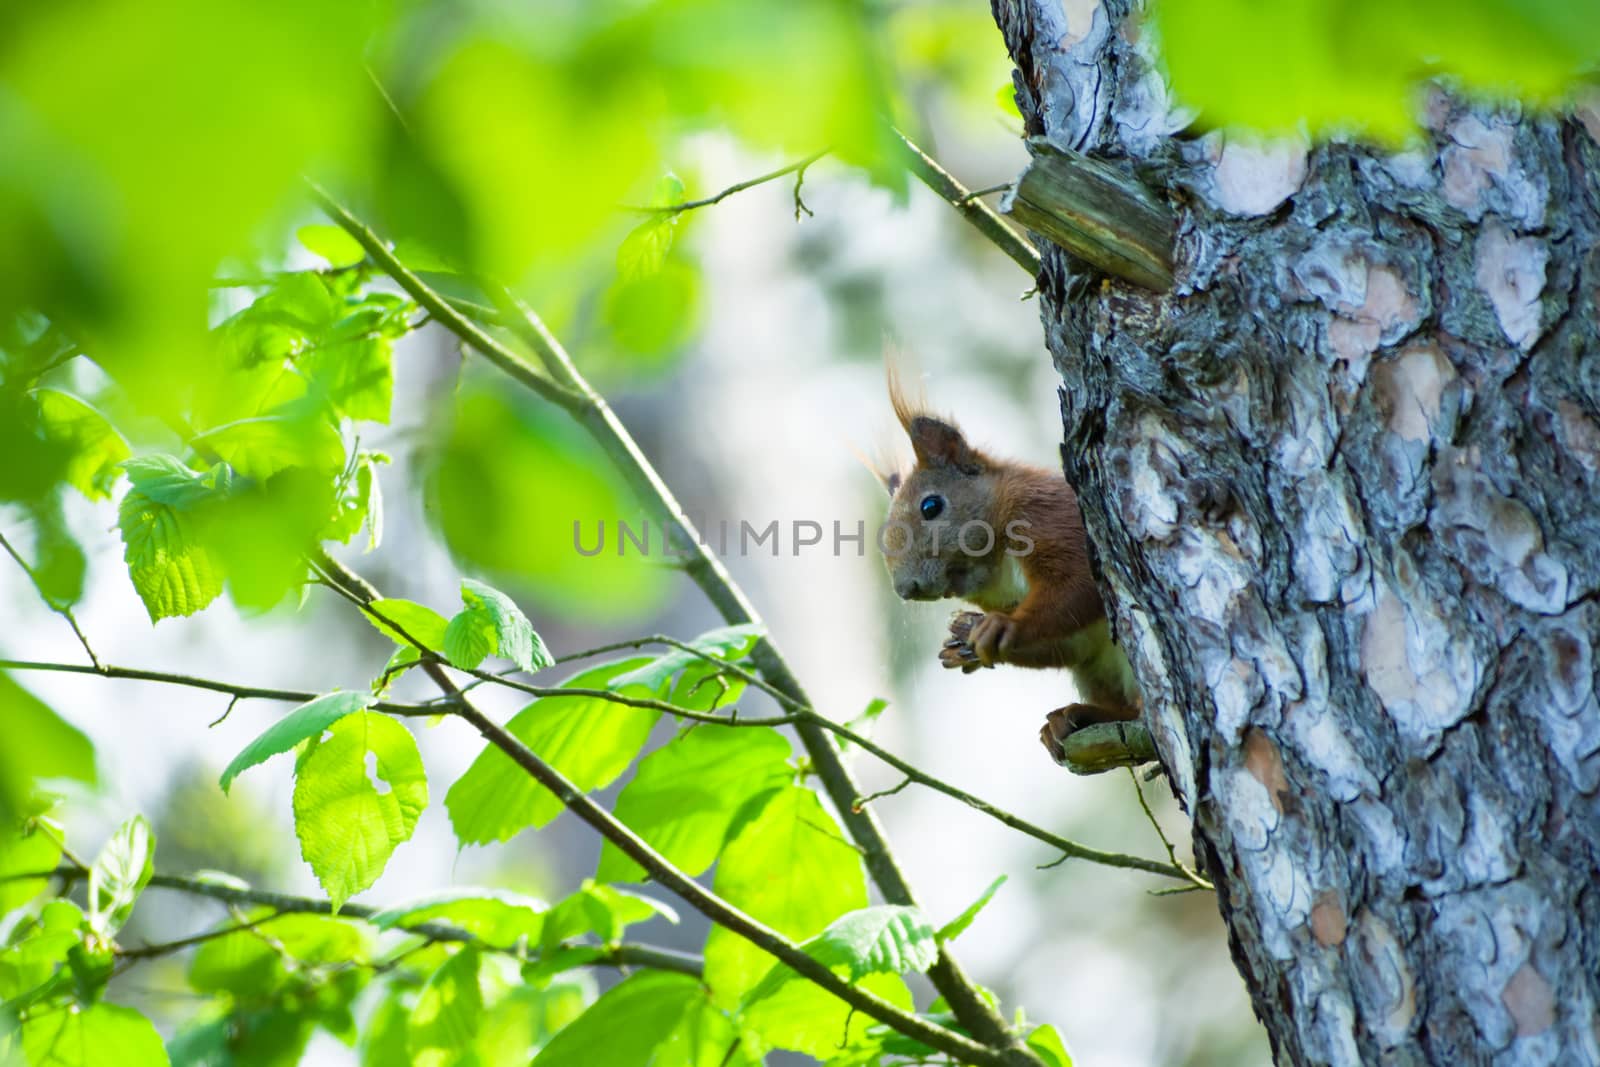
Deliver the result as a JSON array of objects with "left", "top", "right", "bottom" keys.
[
  {"left": 940, "top": 610, "right": 1014, "bottom": 671},
  {"left": 939, "top": 611, "right": 984, "bottom": 673}
]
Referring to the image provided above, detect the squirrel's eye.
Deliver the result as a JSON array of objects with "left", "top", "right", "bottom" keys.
[{"left": 919, "top": 495, "right": 944, "bottom": 520}]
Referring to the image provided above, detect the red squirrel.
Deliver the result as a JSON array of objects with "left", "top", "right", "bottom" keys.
[{"left": 879, "top": 370, "right": 1141, "bottom": 762}]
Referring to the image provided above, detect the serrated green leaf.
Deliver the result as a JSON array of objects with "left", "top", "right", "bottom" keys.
[
  {"left": 292, "top": 712, "right": 427, "bottom": 909},
  {"left": 608, "top": 623, "right": 763, "bottom": 694},
  {"left": 296, "top": 224, "right": 367, "bottom": 269},
  {"left": 458, "top": 578, "right": 552, "bottom": 674},
  {"left": 442, "top": 608, "right": 494, "bottom": 670},
  {"left": 742, "top": 905, "right": 937, "bottom": 1011},
  {"left": 530, "top": 971, "right": 702, "bottom": 1067},
  {"left": 191, "top": 413, "right": 346, "bottom": 480},
  {"left": 371, "top": 889, "right": 546, "bottom": 950},
  {"left": 364, "top": 598, "right": 450, "bottom": 649},
  {"left": 88, "top": 814, "right": 154, "bottom": 938},
  {"left": 116, "top": 458, "right": 226, "bottom": 622},
  {"left": 31, "top": 389, "right": 131, "bottom": 500},
  {"left": 540, "top": 883, "right": 677, "bottom": 951},
  {"left": 219, "top": 690, "right": 375, "bottom": 793},
  {"left": 597, "top": 727, "right": 792, "bottom": 883},
  {"left": 936, "top": 875, "right": 1007, "bottom": 944},
  {"left": 0, "top": 673, "right": 96, "bottom": 821},
  {"left": 17, "top": 1002, "right": 170, "bottom": 1067},
  {"left": 409, "top": 948, "right": 483, "bottom": 1067},
  {"left": 444, "top": 658, "right": 656, "bottom": 845}
]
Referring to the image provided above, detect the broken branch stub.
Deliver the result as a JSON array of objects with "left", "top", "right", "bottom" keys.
[{"left": 1002, "top": 138, "right": 1175, "bottom": 291}]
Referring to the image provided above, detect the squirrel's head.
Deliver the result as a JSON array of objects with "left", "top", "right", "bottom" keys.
[{"left": 880, "top": 371, "right": 1003, "bottom": 603}]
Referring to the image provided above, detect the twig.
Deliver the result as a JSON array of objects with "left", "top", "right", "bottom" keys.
[
  {"left": 0, "top": 529, "right": 102, "bottom": 671},
  {"left": 852, "top": 776, "right": 913, "bottom": 811},
  {"left": 793, "top": 157, "right": 817, "bottom": 219},
  {"left": 1126, "top": 767, "right": 1213, "bottom": 891},
  {"left": 890, "top": 126, "right": 1040, "bottom": 276},
  {"left": 0, "top": 659, "right": 452, "bottom": 719},
  {"left": 624, "top": 153, "right": 828, "bottom": 216},
  {"left": 35, "top": 865, "right": 703, "bottom": 978}
]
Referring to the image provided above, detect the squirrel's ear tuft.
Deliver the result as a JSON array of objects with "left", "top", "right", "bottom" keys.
[{"left": 908, "top": 415, "right": 983, "bottom": 475}]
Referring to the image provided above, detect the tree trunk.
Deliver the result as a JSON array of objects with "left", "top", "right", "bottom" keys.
[{"left": 990, "top": 1, "right": 1600, "bottom": 1062}]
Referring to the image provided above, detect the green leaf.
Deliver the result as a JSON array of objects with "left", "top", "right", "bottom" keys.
[
  {"left": 17, "top": 1002, "right": 170, "bottom": 1067},
  {"left": 31, "top": 389, "right": 131, "bottom": 500},
  {"left": 408, "top": 948, "right": 483, "bottom": 1067},
  {"left": 0, "top": 818, "right": 63, "bottom": 914},
  {"left": 297, "top": 224, "right": 367, "bottom": 269},
  {"left": 292, "top": 711, "right": 427, "bottom": 909},
  {"left": 441, "top": 609, "right": 493, "bottom": 671},
  {"left": 540, "top": 883, "right": 678, "bottom": 951},
  {"left": 742, "top": 905, "right": 937, "bottom": 1010},
  {"left": 371, "top": 889, "right": 546, "bottom": 950},
  {"left": 219, "top": 690, "right": 375, "bottom": 793},
  {"left": 116, "top": 457, "right": 226, "bottom": 621},
  {"left": 1155, "top": 0, "right": 1600, "bottom": 139},
  {"left": 191, "top": 413, "right": 346, "bottom": 481},
  {"left": 458, "top": 577, "right": 542, "bottom": 667},
  {"left": 608, "top": 623, "right": 764, "bottom": 694},
  {"left": 190, "top": 910, "right": 368, "bottom": 998},
  {"left": 597, "top": 727, "right": 792, "bottom": 883},
  {"left": 706, "top": 786, "right": 867, "bottom": 988},
  {"left": 360, "top": 991, "right": 413, "bottom": 1067},
  {"left": 530, "top": 971, "right": 703, "bottom": 1067},
  {"left": 1026, "top": 1023, "right": 1075, "bottom": 1067},
  {"left": 0, "top": 673, "right": 96, "bottom": 821},
  {"left": 0, "top": 899, "right": 86, "bottom": 1002},
  {"left": 87, "top": 814, "right": 154, "bottom": 938},
  {"left": 300, "top": 337, "right": 395, "bottom": 424},
  {"left": 617, "top": 177, "right": 682, "bottom": 282},
  {"left": 936, "top": 875, "right": 1007, "bottom": 944},
  {"left": 363, "top": 598, "right": 450, "bottom": 649},
  {"left": 445, "top": 658, "right": 657, "bottom": 845},
  {"left": 704, "top": 786, "right": 910, "bottom": 1058}
]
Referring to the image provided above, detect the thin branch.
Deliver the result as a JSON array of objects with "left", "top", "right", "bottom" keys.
[
  {"left": 1126, "top": 766, "right": 1213, "bottom": 892},
  {"left": 624, "top": 153, "right": 828, "bottom": 216},
  {"left": 0, "top": 659, "right": 450, "bottom": 718},
  {"left": 36, "top": 865, "right": 703, "bottom": 979},
  {"left": 852, "top": 776, "right": 913, "bottom": 810},
  {"left": 463, "top": 663, "right": 1195, "bottom": 882},
  {"left": 304, "top": 180, "right": 585, "bottom": 414},
  {"left": 314, "top": 196, "right": 1037, "bottom": 1061},
  {"left": 890, "top": 126, "right": 1040, "bottom": 276},
  {"left": 0, "top": 529, "right": 102, "bottom": 671}
]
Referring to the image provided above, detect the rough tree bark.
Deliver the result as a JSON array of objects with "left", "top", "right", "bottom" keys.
[{"left": 989, "top": 0, "right": 1600, "bottom": 1063}]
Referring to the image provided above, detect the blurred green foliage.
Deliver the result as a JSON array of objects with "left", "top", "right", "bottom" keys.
[{"left": 1156, "top": 0, "right": 1600, "bottom": 137}]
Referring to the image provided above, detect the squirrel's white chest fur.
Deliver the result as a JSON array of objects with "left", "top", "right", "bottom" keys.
[{"left": 969, "top": 554, "right": 1029, "bottom": 613}]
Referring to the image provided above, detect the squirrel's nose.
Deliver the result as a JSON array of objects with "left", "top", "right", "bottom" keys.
[{"left": 894, "top": 576, "right": 923, "bottom": 600}]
